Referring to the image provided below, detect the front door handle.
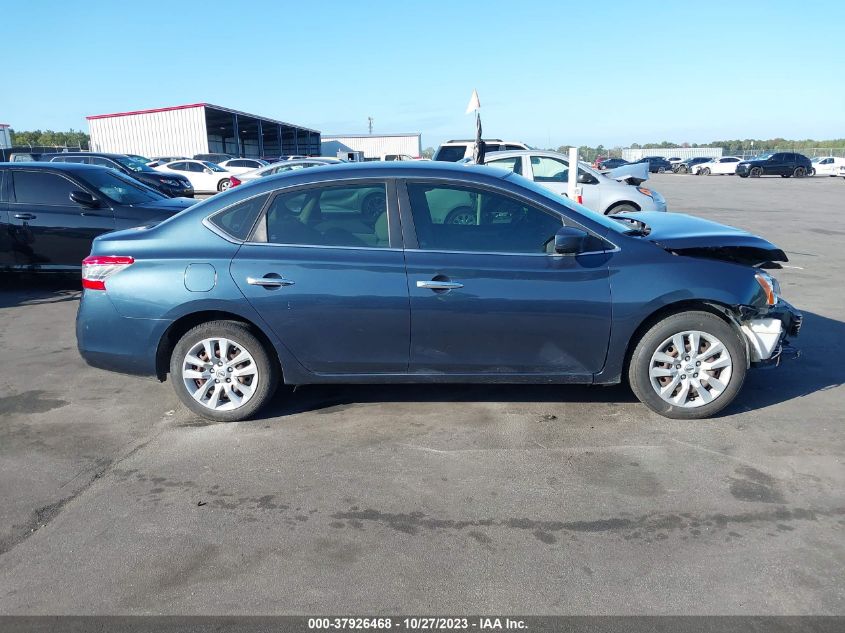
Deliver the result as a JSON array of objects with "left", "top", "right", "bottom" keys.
[
  {"left": 14, "top": 213, "right": 36, "bottom": 220},
  {"left": 416, "top": 280, "right": 464, "bottom": 290},
  {"left": 247, "top": 276, "right": 295, "bottom": 288}
]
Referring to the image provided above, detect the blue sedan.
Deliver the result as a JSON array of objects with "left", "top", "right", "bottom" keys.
[{"left": 76, "top": 162, "right": 801, "bottom": 421}]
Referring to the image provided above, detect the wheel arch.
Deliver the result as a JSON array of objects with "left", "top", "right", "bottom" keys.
[
  {"left": 619, "top": 299, "right": 748, "bottom": 384},
  {"left": 155, "top": 310, "right": 282, "bottom": 381},
  {"left": 604, "top": 200, "right": 641, "bottom": 215}
]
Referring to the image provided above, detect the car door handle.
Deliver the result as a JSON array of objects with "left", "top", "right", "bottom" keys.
[
  {"left": 247, "top": 276, "right": 295, "bottom": 287},
  {"left": 416, "top": 280, "right": 464, "bottom": 290},
  {"left": 14, "top": 213, "right": 36, "bottom": 220}
]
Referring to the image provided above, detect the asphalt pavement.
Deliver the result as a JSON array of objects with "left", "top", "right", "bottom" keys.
[{"left": 0, "top": 173, "right": 843, "bottom": 614}]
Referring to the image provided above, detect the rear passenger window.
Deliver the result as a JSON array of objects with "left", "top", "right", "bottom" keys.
[
  {"left": 12, "top": 171, "right": 76, "bottom": 205},
  {"left": 260, "top": 183, "right": 389, "bottom": 248},
  {"left": 208, "top": 193, "right": 269, "bottom": 241}
]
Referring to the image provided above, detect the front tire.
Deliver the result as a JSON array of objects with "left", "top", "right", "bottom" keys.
[
  {"left": 750, "top": 167, "right": 763, "bottom": 177},
  {"left": 628, "top": 311, "right": 747, "bottom": 419},
  {"left": 794, "top": 166, "right": 806, "bottom": 178},
  {"left": 700, "top": 167, "right": 711, "bottom": 176},
  {"left": 170, "top": 320, "right": 279, "bottom": 422}
]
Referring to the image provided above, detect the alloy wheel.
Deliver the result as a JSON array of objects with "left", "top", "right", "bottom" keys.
[
  {"left": 181, "top": 337, "right": 259, "bottom": 411},
  {"left": 648, "top": 330, "right": 733, "bottom": 408}
]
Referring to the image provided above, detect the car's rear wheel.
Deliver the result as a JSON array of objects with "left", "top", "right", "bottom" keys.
[
  {"left": 700, "top": 167, "right": 711, "bottom": 176},
  {"left": 170, "top": 320, "right": 278, "bottom": 422},
  {"left": 218, "top": 179, "right": 231, "bottom": 192},
  {"left": 628, "top": 311, "right": 747, "bottom": 419},
  {"left": 750, "top": 167, "right": 763, "bottom": 177},
  {"left": 794, "top": 166, "right": 806, "bottom": 178}
]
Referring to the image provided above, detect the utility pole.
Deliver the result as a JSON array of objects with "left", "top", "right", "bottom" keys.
[{"left": 368, "top": 117, "right": 373, "bottom": 135}]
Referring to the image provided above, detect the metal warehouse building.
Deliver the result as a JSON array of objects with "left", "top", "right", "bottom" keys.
[
  {"left": 87, "top": 103, "right": 321, "bottom": 159},
  {"left": 321, "top": 133, "right": 422, "bottom": 160}
]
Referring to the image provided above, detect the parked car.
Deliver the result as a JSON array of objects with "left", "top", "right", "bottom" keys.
[
  {"left": 482, "top": 150, "right": 666, "bottom": 215},
  {"left": 155, "top": 160, "right": 234, "bottom": 193},
  {"left": 810, "top": 156, "right": 845, "bottom": 177},
  {"left": 736, "top": 152, "right": 813, "bottom": 178},
  {"left": 194, "top": 153, "right": 234, "bottom": 164},
  {"left": 673, "top": 157, "right": 714, "bottom": 174},
  {"left": 228, "top": 158, "right": 338, "bottom": 188},
  {"left": 0, "top": 162, "right": 195, "bottom": 271},
  {"left": 634, "top": 156, "right": 674, "bottom": 173},
  {"left": 42, "top": 152, "right": 194, "bottom": 198},
  {"left": 596, "top": 158, "right": 629, "bottom": 170},
  {"left": 666, "top": 157, "right": 681, "bottom": 164},
  {"left": 692, "top": 156, "right": 743, "bottom": 176},
  {"left": 75, "top": 161, "right": 801, "bottom": 422},
  {"left": 126, "top": 154, "right": 152, "bottom": 164},
  {"left": 148, "top": 156, "right": 189, "bottom": 168},
  {"left": 218, "top": 158, "right": 269, "bottom": 174},
  {"left": 433, "top": 139, "right": 530, "bottom": 162}
]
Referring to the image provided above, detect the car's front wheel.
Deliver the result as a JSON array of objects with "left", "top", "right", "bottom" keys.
[
  {"left": 170, "top": 320, "right": 278, "bottom": 422},
  {"left": 700, "top": 167, "right": 711, "bottom": 176},
  {"left": 794, "top": 166, "right": 806, "bottom": 178},
  {"left": 750, "top": 167, "right": 763, "bottom": 177},
  {"left": 605, "top": 202, "right": 639, "bottom": 215},
  {"left": 628, "top": 311, "right": 747, "bottom": 419}
]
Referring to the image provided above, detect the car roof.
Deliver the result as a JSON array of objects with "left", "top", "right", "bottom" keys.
[
  {"left": 39, "top": 152, "right": 126, "bottom": 158},
  {"left": 0, "top": 161, "right": 107, "bottom": 171}
]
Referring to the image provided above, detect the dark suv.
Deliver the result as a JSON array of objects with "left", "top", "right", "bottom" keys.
[
  {"left": 41, "top": 152, "right": 194, "bottom": 197},
  {"left": 736, "top": 152, "right": 813, "bottom": 178},
  {"left": 0, "top": 163, "right": 196, "bottom": 271}
]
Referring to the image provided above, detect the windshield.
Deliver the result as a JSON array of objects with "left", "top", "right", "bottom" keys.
[
  {"left": 203, "top": 162, "right": 228, "bottom": 172},
  {"left": 502, "top": 172, "right": 629, "bottom": 235},
  {"left": 114, "top": 155, "right": 156, "bottom": 173},
  {"left": 753, "top": 152, "right": 774, "bottom": 161},
  {"left": 80, "top": 168, "right": 166, "bottom": 205}
]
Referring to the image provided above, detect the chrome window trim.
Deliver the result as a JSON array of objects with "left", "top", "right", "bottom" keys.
[
  {"left": 402, "top": 244, "right": 620, "bottom": 258},
  {"left": 240, "top": 242, "right": 403, "bottom": 253}
]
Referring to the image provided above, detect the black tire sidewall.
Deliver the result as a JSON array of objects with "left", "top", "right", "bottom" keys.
[
  {"left": 170, "top": 320, "right": 278, "bottom": 422},
  {"left": 628, "top": 311, "right": 747, "bottom": 420}
]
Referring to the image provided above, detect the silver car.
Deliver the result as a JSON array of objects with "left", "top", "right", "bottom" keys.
[
  {"left": 481, "top": 150, "right": 667, "bottom": 214},
  {"left": 232, "top": 158, "right": 340, "bottom": 185}
]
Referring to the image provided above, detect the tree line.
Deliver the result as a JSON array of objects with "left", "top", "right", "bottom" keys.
[{"left": 9, "top": 129, "right": 90, "bottom": 149}]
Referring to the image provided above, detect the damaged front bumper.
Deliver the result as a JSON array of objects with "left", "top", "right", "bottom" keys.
[{"left": 737, "top": 300, "right": 802, "bottom": 367}]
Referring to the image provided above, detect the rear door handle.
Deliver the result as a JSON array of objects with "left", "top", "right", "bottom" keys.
[
  {"left": 416, "top": 280, "right": 464, "bottom": 290},
  {"left": 14, "top": 213, "right": 36, "bottom": 220},
  {"left": 247, "top": 276, "right": 295, "bottom": 288}
]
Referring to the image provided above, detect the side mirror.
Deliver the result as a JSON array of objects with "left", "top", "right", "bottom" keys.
[
  {"left": 554, "top": 226, "right": 589, "bottom": 255},
  {"left": 70, "top": 190, "right": 100, "bottom": 208},
  {"left": 204, "top": 168, "right": 213, "bottom": 174},
  {"left": 577, "top": 171, "right": 598, "bottom": 185}
]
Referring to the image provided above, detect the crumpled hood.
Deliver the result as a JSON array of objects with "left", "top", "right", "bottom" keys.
[
  {"left": 604, "top": 161, "right": 649, "bottom": 185},
  {"left": 621, "top": 211, "right": 788, "bottom": 265}
]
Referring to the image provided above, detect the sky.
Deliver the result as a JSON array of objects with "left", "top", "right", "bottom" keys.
[{"left": 3, "top": 0, "right": 844, "bottom": 149}]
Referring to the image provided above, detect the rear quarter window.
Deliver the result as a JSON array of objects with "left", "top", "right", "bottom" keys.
[
  {"left": 433, "top": 146, "right": 468, "bottom": 162},
  {"left": 207, "top": 193, "right": 269, "bottom": 241}
]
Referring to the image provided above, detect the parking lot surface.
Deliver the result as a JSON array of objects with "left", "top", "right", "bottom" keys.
[{"left": 0, "top": 174, "right": 843, "bottom": 614}]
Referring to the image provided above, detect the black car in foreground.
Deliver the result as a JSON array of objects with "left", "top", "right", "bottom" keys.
[
  {"left": 0, "top": 163, "right": 196, "bottom": 271},
  {"left": 635, "top": 156, "right": 673, "bottom": 173},
  {"left": 736, "top": 152, "right": 813, "bottom": 178},
  {"left": 40, "top": 152, "right": 194, "bottom": 198}
]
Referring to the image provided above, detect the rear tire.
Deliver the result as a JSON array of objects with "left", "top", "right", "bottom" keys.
[
  {"left": 218, "top": 179, "right": 231, "bottom": 192},
  {"left": 170, "top": 320, "right": 279, "bottom": 422},
  {"left": 628, "top": 311, "right": 747, "bottom": 420}
]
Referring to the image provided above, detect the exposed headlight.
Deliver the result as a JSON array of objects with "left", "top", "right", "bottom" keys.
[
  {"left": 160, "top": 178, "right": 181, "bottom": 186},
  {"left": 636, "top": 187, "right": 654, "bottom": 198},
  {"left": 755, "top": 272, "right": 780, "bottom": 306}
]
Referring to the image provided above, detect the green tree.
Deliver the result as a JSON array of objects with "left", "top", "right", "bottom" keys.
[{"left": 422, "top": 146, "right": 435, "bottom": 159}]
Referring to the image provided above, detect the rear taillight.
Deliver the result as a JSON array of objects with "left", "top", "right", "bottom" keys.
[
  {"left": 81, "top": 256, "right": 134, "bottom": 290},
  {"left": 229, "top": 176, "right": 242, "bottom": 187}
]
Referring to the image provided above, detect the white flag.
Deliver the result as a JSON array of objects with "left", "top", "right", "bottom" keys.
[{"left": 465, "top": 89, "right": 481, "bottom": 114}]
